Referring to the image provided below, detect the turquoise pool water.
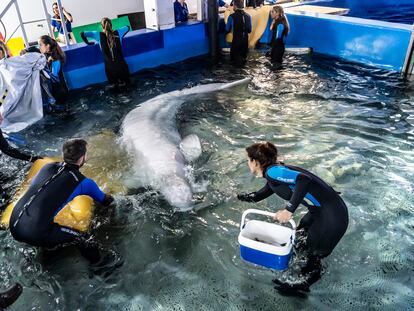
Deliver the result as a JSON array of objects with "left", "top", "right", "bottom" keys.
[{"left": 0, "top": 51, "right": 413, "bottom": 310}]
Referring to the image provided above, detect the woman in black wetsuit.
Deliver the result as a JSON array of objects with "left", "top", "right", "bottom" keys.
[
  {"left": 238, "top": 142, "right": 349, "bottom": 294},
  {"left": 81, "top": 18, "right": 130, "bottom": 87},
  {"left": 269, "top": 5, "right": 289, "bottom": 66}
]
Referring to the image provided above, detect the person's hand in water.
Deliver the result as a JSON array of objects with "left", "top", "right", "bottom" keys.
[
  {"left": 237, "top": 193, "right": 256, "bottom": 202},
  {"left": 274, "top": 209, "right": 292, "bottom": 223}
]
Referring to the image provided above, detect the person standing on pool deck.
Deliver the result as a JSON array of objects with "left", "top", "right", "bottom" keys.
[
  {"left": 51, "top": 2, "right": 76, "bottom": 45},
  {"left": 269, "top": 5, "right": 289, "bottom": 67},
  {"left": 238, "top": 141, "right": 349, "bottom": 295},
  {"left": 226, "top": 0, "right": 252, "bottom": 67},
  {"left": 81, "top": 18, "right": 130, "bottom": 88}
]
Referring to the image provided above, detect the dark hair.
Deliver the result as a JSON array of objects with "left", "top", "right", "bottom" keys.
[
  {"left": 63, "top": 139, "right": 87, "bottom": 164},
  {"left": 101, "top": 18, "right": 115, "bottom": 50},
  {"left": 234, "top": 0, "right": 244, "bottom": 9},
  {"left": 246, "top": 142, "right": 278, "bottom": 171},
  {"left": 39, "top": 35, "right": 66, "bottom": 64}
]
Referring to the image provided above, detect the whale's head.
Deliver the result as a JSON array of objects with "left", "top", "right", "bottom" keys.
[{"left": 161, "top": 175, "right": 194, "bottom": 211}]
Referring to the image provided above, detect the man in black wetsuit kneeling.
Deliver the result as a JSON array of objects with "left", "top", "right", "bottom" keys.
[{"left": 10, "top": 139, "right": 117, "bottom": 270}]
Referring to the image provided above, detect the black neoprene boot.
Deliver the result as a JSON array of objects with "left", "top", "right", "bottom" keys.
[{"left": 0, "top": 283, "right": 23, "bottom": 309}]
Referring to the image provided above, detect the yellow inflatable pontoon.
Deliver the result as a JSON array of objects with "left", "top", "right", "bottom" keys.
[{"left": 0, "top": 158, "right": 94, "bottom": 232}]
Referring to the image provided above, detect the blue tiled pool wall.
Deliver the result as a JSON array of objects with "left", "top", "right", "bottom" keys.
[
  {"left": 310, "top": 0, "right": 414, "bottom": 24},
  {"left": 63, "top": 9, "right": 412, "bottom": 90},
  {"left": 63, "top": 22, "right": 209, "bottom": 89}
]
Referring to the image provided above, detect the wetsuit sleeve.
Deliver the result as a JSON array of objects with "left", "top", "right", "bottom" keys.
[
  {"left": 0, "top": 130, "right": 32, "bottom": 161},
  {"left": 286, "top": 174, "right": 311, "bottom": 213},
  {"left": 117, "top": 26, "right": 130, "bottom": 40},
  {"left": 79, "top": 178, "right": 106, "bottom": 203},
  {"left": 238, "top": 183, "right": 274, "bottom": 202},
  {"left": 226, "top": 15, "right": 233, "bottom": 33},
  {"left": 50, "top": 60, "right": 61, "bottom": 82},
  {"left": 276, "top": 23, "right": 284, "bottom": 39},
  {"left": 246, "top": 14, "right": 252, "bottom": 33},
  {"left": 81, "top": 31, "right": 101, "bottom": 44}
]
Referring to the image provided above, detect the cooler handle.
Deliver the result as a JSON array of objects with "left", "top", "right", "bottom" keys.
[{"left": 240, "top": 208, "right": 296, "bottom": 231}]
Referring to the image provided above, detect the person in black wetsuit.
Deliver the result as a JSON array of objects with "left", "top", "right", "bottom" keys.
[
  {"left": 10, "top": 139, "right": 117, "bottom": 268},
  {"left": 81, "top": 18, "right": 130, "bottom": 88},
  {"left": 0, "top": 112, "right": 42, "bottom": 206},
  {"left": 226, "top": 0, "right": 252, "bottom": 67},
  {"left": 38, "top": 35, "right": 69, "bottom": 112},
  {"left": 238, "top": 142, "right": 349, "bottom": 295},
  {"left": 269, "top": 5, "right": 289, "bottom": 67},
  {"left": 0, "top": 113, "right": 41, "bottom": 309}
]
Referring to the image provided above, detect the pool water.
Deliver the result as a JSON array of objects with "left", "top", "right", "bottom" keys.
[
  {"left": 1, "top": 50, "right": 414, "bottom": 310},
  {"left": 310, "top": 0, "right": 414, "bottom": 24}
]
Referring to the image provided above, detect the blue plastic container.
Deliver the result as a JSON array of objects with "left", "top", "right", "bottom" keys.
[{"left": 238, "top": 209, "right": 296, "bottom": 270}]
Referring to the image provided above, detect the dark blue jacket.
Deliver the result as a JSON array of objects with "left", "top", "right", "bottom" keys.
[{"left": 174, "top": 1, "right": 189, "bottom": 23}]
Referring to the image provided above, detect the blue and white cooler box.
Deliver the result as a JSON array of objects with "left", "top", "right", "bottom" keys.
[{"left": 238, "top": 209, "right": 296, "bottom": 270}]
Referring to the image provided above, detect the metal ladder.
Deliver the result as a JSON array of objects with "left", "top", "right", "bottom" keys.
[{"left": 402, "top": 24, "right": 414, "bottom": 77}]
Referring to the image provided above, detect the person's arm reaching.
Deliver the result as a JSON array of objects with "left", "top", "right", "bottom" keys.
[
  {"left": 237, "top": 182, "right": 274, "bottom": 202},
  {"left": 117, "top": 26, "right": 130, "bottom": 44},
  {"left": 80, "top": 178, "right": 114, "bottom": 206},
  {"left": 80, "top": 31, "right": 100, "bottom": 45},
  {"left": 0, "top": 130, "right": 39, "bottom": 162},
  {"left": 62, "top": 8, "right": 73, "bottom": 23}
]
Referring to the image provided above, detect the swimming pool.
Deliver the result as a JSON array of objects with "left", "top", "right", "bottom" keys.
[
  {"left": 310, "top": 0, "right": 414, "bottom": 24},
  {"left": 1, "top": 50, "right": 413, "bottom": 310}
]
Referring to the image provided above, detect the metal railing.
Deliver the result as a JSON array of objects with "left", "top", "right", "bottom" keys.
[
  {"left": 0, "top": 0, "right": 70, "bottom": 48},
  {"left": 402, "top": 24, "right": 414, "bottom": 77}
]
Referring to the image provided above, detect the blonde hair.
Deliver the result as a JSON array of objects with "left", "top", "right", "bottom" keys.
[{"left": 272, "top": 5, "right": 290, "bottom": 35}]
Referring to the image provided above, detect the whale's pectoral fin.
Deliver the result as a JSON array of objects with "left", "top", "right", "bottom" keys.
[{"left": 180, "top": 134, "right": 202, "bottom": 162}]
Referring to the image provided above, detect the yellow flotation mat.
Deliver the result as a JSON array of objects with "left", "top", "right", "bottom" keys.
[
  {"left": 224, "top": 6, "right": 273, "bottom": 49},
  {"left": 0, "top": 158, "right": 94, "bottom": 232}
]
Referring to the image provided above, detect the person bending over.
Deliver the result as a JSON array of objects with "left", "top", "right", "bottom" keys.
[
  {"left": 38, "top": 35, "right": 68, "bottom": 112},
  {"left": 238, "top": 142, "right": 349, "bottom": 295},
  {"left": 81, "top": 18, "right": 130, "bottom": 87},
  {"left": 226, "top": 0, "right": 252, "bottom": 67},
  {"left": 269, "top": 5, "right": 289, "bottom": 67},
  {"left": 10, "top": 139, "right": 114, "bottom": 266}
]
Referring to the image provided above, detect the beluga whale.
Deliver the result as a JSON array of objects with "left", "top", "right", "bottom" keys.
[{"left": 121, "top": 78, "right": 251, "bottom": 211}]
